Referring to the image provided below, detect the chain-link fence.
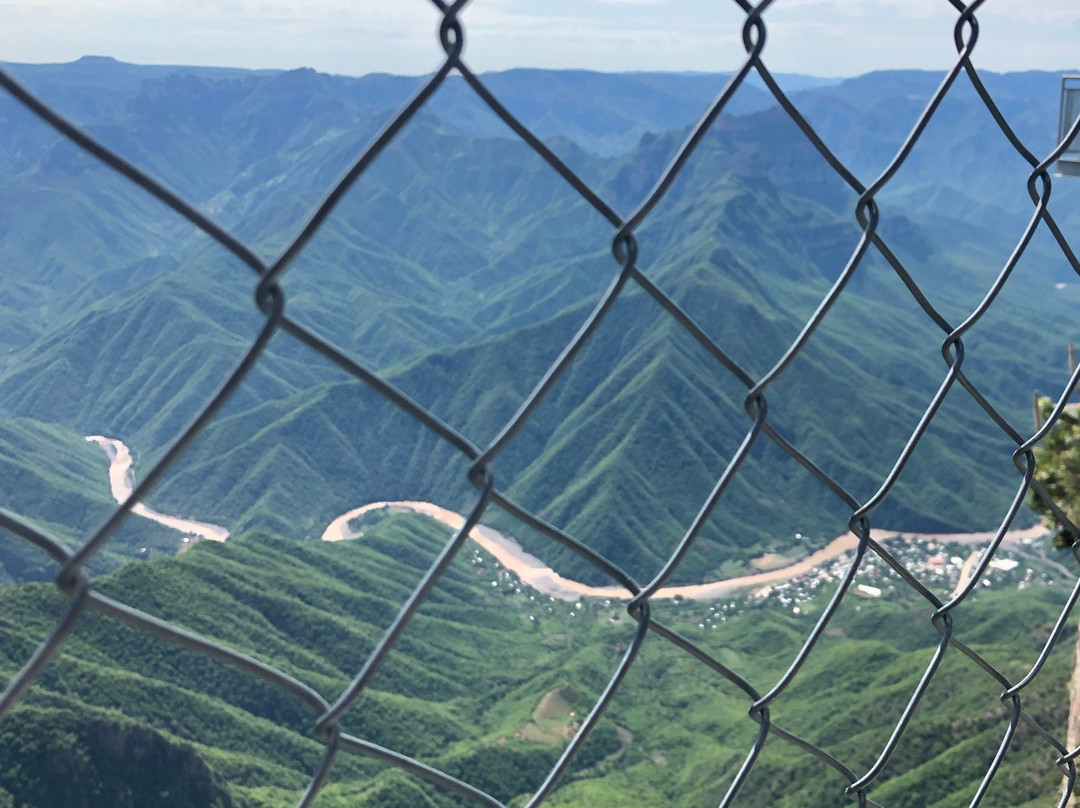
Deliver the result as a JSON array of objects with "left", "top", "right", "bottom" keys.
[{"left": 2, "top": 1, "right": 1080, "bottom": 806}]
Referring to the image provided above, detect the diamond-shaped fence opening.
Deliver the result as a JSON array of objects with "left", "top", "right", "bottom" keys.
[{"left": 4, "top": 2, "right": 1080, "bottom": 808}]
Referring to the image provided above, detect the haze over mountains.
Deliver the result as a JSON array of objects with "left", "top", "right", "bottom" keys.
[{"left": 1, "top": 57, "right": 1079, "bottom": 588}]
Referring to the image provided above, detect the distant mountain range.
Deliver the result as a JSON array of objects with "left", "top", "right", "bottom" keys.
[{"left": 1, "top": 59, "right": 1079, "bottom": 586}]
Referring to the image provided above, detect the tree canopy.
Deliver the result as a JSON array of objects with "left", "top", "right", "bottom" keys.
[{"left": 1030, "top": 395, "right": 1080, "bottom": 548}]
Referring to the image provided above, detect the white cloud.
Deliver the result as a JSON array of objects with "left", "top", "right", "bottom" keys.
[{"left": 0, "top": 0, "right": 1076, "bottom": 76}]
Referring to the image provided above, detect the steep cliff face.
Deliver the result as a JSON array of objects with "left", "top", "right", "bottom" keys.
[{"left": 0, "top": 709, "right": 231, "bottom": 808}]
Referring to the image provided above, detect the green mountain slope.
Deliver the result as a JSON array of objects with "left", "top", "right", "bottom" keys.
[
  {"left": 139, "top": 157, "right": 1071, "bottom": 584},
  {"left": 0, "top": 511, "right": 1070, "bottom": 808},
  {"left": 1, "top": 62, "right": 1078, "bottom": 587},
  {"left": 0, "top": 418, "right": 181, "bottom": 584}
]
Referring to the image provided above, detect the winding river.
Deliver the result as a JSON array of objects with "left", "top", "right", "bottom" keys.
[
  {"left": 85, "top": 435, "right": 229, "bottom": 543},
  {"left": 90, "top": 436, "right": 1046, "bottom": 601}
]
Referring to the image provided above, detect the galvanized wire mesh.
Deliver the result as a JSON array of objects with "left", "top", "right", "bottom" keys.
[{"left": 2, "top": 0, "right": 1080, "bottom": 806}]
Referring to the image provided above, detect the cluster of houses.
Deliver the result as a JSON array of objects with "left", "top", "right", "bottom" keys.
[{"left": 464, "top": 537, "right": 1056, "bottom": 633}]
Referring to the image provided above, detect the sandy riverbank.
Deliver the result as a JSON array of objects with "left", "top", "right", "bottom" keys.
[
  {"left": 88, "top": 436, "right": 1045, "bottom": 600},
  {"left": 86, "top": 435, "right": 229, "bottom": 542},
  {"left": 322, "top": 500, "right": 1046, "bottom": 601}
]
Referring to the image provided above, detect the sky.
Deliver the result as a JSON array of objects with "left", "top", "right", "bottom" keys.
[{"left": 0, "top": 0, "right": 1078, "bottom": 79}]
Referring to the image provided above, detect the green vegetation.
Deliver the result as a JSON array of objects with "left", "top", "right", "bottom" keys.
[
  {"left": 0, "top": 511, "right": 1073, "bottom": 807},
  {"left": 1031, "top": 396, "right": 1080, "bottom": 548}
]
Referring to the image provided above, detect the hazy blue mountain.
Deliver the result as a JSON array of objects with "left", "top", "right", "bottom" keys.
[{"left": 0, "top": 60, "right": 1077, "bottom": 585}]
